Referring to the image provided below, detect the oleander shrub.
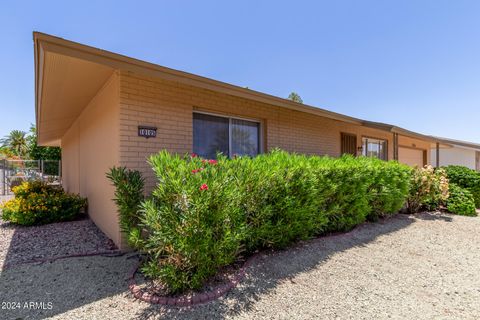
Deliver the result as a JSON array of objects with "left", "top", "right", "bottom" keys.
[
  {"left": 0, "top": 181, "right": 87, "bottom": 226},
  {"left": 353, "top": 156, "right": 411, "bottom": 222},
  {"left": 444, "top": 165, "right": 480, "bottom": 208},
  {"left": 124, "top": 149, "right": 412, "bottom": 293},
  {"left": 141, "top": 152, "right": 246, "bottom": 292},
  {"left": 446, "top": 183, "right": 477, "bottom": 216},
  {"left": 106, "top": 167, "right": 145, "bottom": 249},
  {"left": 406, "top": 166, "right": 449, "bottom": 213}
]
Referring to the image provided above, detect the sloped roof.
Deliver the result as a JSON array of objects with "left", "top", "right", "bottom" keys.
[{"left": 34, "top": 32, "right": 440, "bottom": 146}]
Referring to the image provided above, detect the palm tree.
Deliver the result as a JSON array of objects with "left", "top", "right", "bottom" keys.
[{"left": 0, "top": 130, "right": 28, "bottom": 158}]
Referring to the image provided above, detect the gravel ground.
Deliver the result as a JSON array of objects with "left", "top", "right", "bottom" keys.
[
  {"left": 2, "top": 212, "right": 480, "bottom": 319},
  {"left": 0, "top": 216, "right": 116, "bottom": 269}
]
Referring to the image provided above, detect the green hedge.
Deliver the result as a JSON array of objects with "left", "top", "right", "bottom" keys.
[
  {"left": 446, "top": 183, "right": 477, "bottom": 216},
  {"left": 444, "top": 165, "right": 480, "bottom": 208},
  {"left": 130, "top": 150, "right": 412, "bottom": 293}
]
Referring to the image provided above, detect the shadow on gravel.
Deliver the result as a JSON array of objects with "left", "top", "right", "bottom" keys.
[
  {"left": 414, "top": 211, "right": 453, "bottom": 222},
  {"left": 0, "top": 217, "right": 126, "bottom": 320},
  {"left": 0, "top": 217, "right": 115, "bottom": 269},
  {"left": 135, "top": 213, "right": 416, "bottom": 320},
  {"left": 0, "top": 254, "right": 137, "bottom": 319}
]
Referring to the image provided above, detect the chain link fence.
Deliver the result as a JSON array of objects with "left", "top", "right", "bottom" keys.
[{"left": 0, "top": 159, "right": 61, "bottom": 195}]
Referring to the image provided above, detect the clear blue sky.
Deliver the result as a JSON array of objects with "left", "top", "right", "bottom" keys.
[{"left": 1, "top": 1, "right": 479, "bottom": 142}]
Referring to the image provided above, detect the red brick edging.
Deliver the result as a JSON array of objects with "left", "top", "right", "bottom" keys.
[{"left": 128, "top": 255, "right": 257, "bottom": 307}]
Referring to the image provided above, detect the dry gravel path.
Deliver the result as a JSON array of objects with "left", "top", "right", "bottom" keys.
[
  {"left": 0, "top": 216, "right": 116, "bottom": 269},
  {"left": 2, "top": 212, "right": 480, "bottom": 319}
]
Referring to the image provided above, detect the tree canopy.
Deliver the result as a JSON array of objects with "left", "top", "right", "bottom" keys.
[
  {"left": 0, "top": 130, "right": 28, "bottom": 158},
  {"left": 288, "top": 92, "right": 303, "bottom": 104},
  {"left": 0, "top": 125, "right": 61, "bottom": 160}
]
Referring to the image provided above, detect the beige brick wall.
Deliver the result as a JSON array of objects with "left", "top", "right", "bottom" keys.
[{"left": 118, "top": 71, "right": 429, "bottom": 192}]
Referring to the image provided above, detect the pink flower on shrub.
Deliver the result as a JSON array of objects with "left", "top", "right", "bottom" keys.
[
  {"left": 199, "top": 183, "right": 209, "bottom": 191},
  {"left": 208, "top": 159, "right": 218, "bottom": 165},
  {"left": 190, "top": 153, "right": 198, "bottom": 158},
  {"left": 191, "top": 168, "right": 204, "bottom": 174}
]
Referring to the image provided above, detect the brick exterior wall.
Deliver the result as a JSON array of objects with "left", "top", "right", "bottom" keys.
[{"left": 118, "top": 70, "right": 428, "bottom": 192}]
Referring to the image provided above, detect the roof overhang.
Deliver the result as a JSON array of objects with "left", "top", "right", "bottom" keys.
[
  {"left": 432, "top": 136, "right": 480, "bottom": 151},
  {"left": 34, "top": 32, "right": 367, "bottom": 146},
  {"left": 362, "top": 120, "right": 451, "bottom": 148},
  {"left": 35, "top": 32, "right": 457, "bottom": 148},
  {"left": 34, "top": 34, "right": 115, "bottom": 146}
]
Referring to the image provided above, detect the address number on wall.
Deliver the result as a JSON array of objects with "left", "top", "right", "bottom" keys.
[{"left": 138, "top": 126, "right": 157, "bottom": 138}]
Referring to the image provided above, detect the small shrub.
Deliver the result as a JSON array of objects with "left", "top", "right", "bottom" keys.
[
  {"left": 106, "top": 167, "right": 145, "bottom": 248},
  {"left": 0, "top": 181, "right": 87, "bottom": 226},
  {"left": 444, "top": 165, "right": 480, "bottom": 208},
  {"left": 406, "top": 166, "right": 449, "bottom": 213},
  {"left": 141, "top": 152, "right": 246, "bottom": 292},
  {"left": 446, "top": 184, "right": 477, "bottom": 216}
]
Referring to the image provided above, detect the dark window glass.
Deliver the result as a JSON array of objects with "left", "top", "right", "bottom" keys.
[
  {"left": 193, "top": 113, "right": 260, "bottom": 158},
  {"left": 193, "top": 113, "right": 229, "bottom": 159},
  {"left": 231, "top": 119, "right": 260, "bottom": 157}
]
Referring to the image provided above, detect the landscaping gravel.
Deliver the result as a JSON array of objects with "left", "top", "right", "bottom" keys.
[
  {"left": 0, "top": 216, "right": 116, "bottom": 269},
  {"left": 2, "top": 212, "right": 480, "bottom": 319}
]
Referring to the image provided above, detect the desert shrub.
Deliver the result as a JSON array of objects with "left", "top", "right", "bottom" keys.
[
  {"left": 238, "top": 152, "right": 326, "bottom": 251},
  {"left": 446, "top": 183, "right": 477, "bottom": 216},
  {"left": 444, "top": 165, "right": 480, "bottom": 208},
  {"left": 0, "top": 181, "right": 87, "bottom": 226},
  {"left": 406, "top": 166, "right": 449, "bottom": 213},
  {"left": 123, "top": 150, "right": 412, "bottom": 293},
  {"left": 140, "top": 152, "right": 246, "bottom": 292},
  {"left": 359, "top": 157, "right": 412, "bottom": 221},
  {"left": 106, "top": 167, "right": 145, "bottom": 248}
]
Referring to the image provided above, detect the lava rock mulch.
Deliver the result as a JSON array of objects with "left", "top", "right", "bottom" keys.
[{"left": 0, "top": 216, "right": 117, "bottom": 269}]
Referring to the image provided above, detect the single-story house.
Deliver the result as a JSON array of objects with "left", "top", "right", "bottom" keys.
[
  {"left": 34, "top": 32, "right": 442, "bottom": 248},
  {"left": 431, "top": 137, "right": 480, "bottom": 171}
]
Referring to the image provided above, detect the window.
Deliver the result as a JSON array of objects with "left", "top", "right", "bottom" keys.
[
  {"left": 193, "top": 112, "right": 260, "bottom": 159},
  {"left": 362, "top": 137, "right": 387, "bottom": 160}
]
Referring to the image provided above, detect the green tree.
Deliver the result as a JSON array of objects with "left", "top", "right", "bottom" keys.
[
  {"left": 288, "top": 92, "right": 303, "bottom": 104},
  {"left": 26, "top": 125, "right": 61, "bottom": 160},
  {"left": 0, "top": 130, "right": 28, "bottom": 158},
  {"left": 0, "top": 146, "right": 14, "bottom": 159}
]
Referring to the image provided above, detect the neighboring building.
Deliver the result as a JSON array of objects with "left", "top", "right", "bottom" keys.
[
  {"left": 431, "top": 137, "right": 480, "bottom": 171},
  {"left": 34, "top": 32, "right": 440, "bottom": 248}
]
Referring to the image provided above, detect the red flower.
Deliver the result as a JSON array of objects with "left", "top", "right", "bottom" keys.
[
  {"left": 190, "top": 153, "right": 198, "bottom": 158},
  {"left": 191, "top": 168, "right": 204, "bottom": 174},
  {"left": 201, "top": 159, "right": 207, "bottom": 164},
  {"left": 208, "top": 159, "right": 218, "bottom": 165},
  {"left": 199, "top": 183, "right": 209, "bottom": 191}
]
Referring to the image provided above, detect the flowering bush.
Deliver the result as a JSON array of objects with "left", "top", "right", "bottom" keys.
[
  {"left": 129, "top": 150, "right": 412, "bottom": 293},
  {"left": 0, "top": 181, "right": 86, "bottom": 226},
  {"left": 406, "top": 166, "right": 449, "bottom": 213}
]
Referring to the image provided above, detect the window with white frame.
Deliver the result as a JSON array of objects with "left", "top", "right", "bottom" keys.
[
  {"left": 193, "top": 112, "right": 261, "bottom": 159},
  {"left": 362, "top": 137, "right": 387, "bottom": 160}
]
